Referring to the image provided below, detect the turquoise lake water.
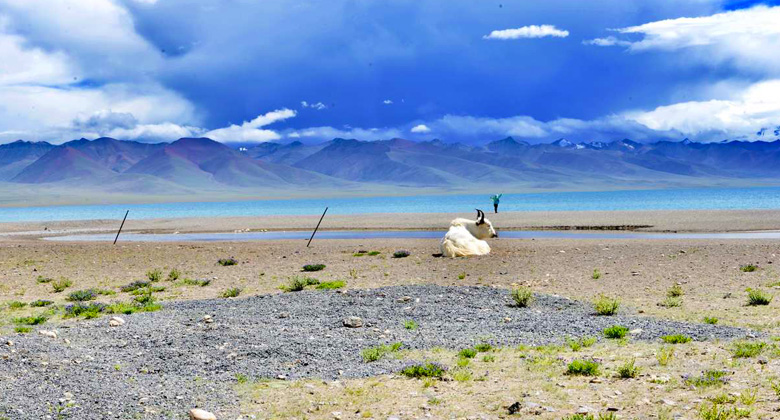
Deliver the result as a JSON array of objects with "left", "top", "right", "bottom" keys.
[{"left": 3, "top": 186, "right": 780, "bottom": 223}]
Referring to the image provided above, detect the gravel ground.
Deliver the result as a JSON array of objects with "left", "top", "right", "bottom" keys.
[{"left": 0, "top": 285, "right": 757, "bottom": 420}]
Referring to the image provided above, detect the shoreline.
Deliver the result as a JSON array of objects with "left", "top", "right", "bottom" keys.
[{"left": 2, "top": 209, "right": 780, "bottom": 237}]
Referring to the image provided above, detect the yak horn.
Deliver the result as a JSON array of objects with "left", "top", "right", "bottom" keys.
[{"left": 475, "top": 209, "right": 485, "bottom": 225}]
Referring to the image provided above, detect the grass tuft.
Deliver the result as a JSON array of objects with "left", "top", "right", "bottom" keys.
[
  {"left": 603, "top": 325, "right": 628, "bottom": 339},
  {"left": 686, "top": 370, "right": 729, "bottom": 388},
  {"left": 167, "top": 269, "right": 181, "bottom": 281},
  {"left": 51, "top": 278, "right": 73, "bottom": 293},
  {"left": 400, "top": 362, "right": 446, "bottom": 379},
  {"left": 217, "top": 258, "right": 238, "bottom": 266},
  {"left": 404, "top": 320, "right": 418, "bottom": 330},
  {"left": 616, "top": 358, "right": 641, "bottom": 378},
  {"left": 510, "top": 287, "right": 533, "bottom": 308},
  {"left": 221, "top": 287, "right": 242, "bottom": 298},
  {"left": 362, "top": 342, "right": 403, "bottom": 362},
  {"left": 566, "top": 359, "right": 600, "bottom": 376},
  {"left": 731, "top": 341, "right": 766, "bottom": 358},
  {"left": 280, "top": 276, "right": 319, "bottom": 292},
  {"left": 703, "top": 316, "right": 719, "bottom": 325},
  {"left": 316, "top": 280, "right": 346, "bottom": 290},
  {"left": 747, "top": 288, "right": 773, "bottom": 306},
  {"left": 593, "top": 294, "right": 619, "bottom": 315},
  {"left": 29, "top": 300, "right": 53, "bottom": 307},
  {"left": 592, "top": 269, "right": 601, "bottom": 280},
  {"left": 740, "top": 264, "right": 758, "bottom": 272},
  {"left": 302, "top": 264, "right": 325, "bottom": 272},
  {"left": 14, "top": 315, "right": 47, "bottom": 325},
  {"left": 667, "top": 284, "right": 684, "bottom": 297},
  {"left": 661, "top": 334, "right": 692, "bottom": 344}
]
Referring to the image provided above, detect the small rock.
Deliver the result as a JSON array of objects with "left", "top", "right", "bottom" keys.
[
  {"left": 507, "top": 401, "right": 521, "bottom": 414},
  {"left": 331, "top": 412, "right": 342, "bottom": 419},
  {"left": 577, "top": 406, "right": 594, "bottom": 413},
  {"left": 5, "top": 340, "right": 12, "bottom": 346},
  {"left": 278, "top": 312, "right": 290, "bottom": 319},
  {"left": 662, "top": 399, "right": 676, "bottom": 406},
  {"left": 343, "top": 316, "right": 363, "bottom": 328},
  {"left": 109, "top": 317, "right": 125, "bottom": 327},
  {"left": 397, "top": 296, "right": 412, "bottom": 303},
  {"left": 202, "top": 315, "right": 213, "bottom": 324},
  {"left": 38, "top": 330, "right": 57, "bottom": 339},
  {"left": 189, "top": 408, "right": 217, "bottom": 420}
]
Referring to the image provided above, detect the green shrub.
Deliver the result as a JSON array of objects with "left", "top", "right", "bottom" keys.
[
  {"left": 740, "top": 264, "right": 758, "bottom": 272},
  {"left": 562, "top": 415, "right": 617, "bottom": 420},
  {"left": 67, "top": 289, "right": 97, "bottom": 302},
  {"left": 280, "top": 276, "right": 319, "bottom": 292},
  {"left": 404, "top": 320, "right": 418, "bottom": 330},
  {"left": 130, "top": 285, "right": 164, "bottom": 295},
  {"left": 167, "top": 269, "right": 181, "bottom": 281},
  {"left": 457, "top": 272, "right": 466, "bottom": 280},
  {"left": 218, "top": 258, "right": 238, "bottom": 266},
  {"left": 453, "top": 369, "right": 472, "bottom": 382},
  {"left": 178, "top": 278, "right": 211, "bottom": 287},
  {"left": 29, "top": 300, "right": 53, "bottom": 307},
  {"left": 51, "top": 278, "right": 72, "bottom": 293},
  {"left": 603, "top": 325, "right": 628, "bottom": 339},
  {"left": 703, "top": 316, "right": 719, "bottom": 325},
  {"left": 482, "top": 355, "right": 495, "bottom": 362},
  {"left": 616, "top": 358, "right": 640, "bottom": 378},
  {"left": 662, "top": 334, "right": 692, "bottom": 344},
  {"left": 747, "top": 288, "right": 773, "bottom": 306},
  {"left": 302, "top": 264, "right": 325, "bottom": 272},
  {"left": 14, "top": 326, "right": 32, "bottom": 333},
  {"left": 146, "top": 269, "right": 162, "bottom": 282},
  {"left": 510, "top": 287, "right": 533, "bottom": 308},
  {"left": 64, "top": 303, "right": 106, "bottom": 319},
  {"left": 14, "top": 315, "right": 47, "bottom": 325},
  {"left": 400, "top": 362, "right": 446, "bottom": 379},
  {"left": 731, "top": 341, "right": 766, "bottom": 358},
  {"left": 698, "top": 403, "right": 751, "bottom": 420},
  {"left": 362, "top": 342, "right": 403, "bottom": 362},
  {"left": 593, "top": 295, "right": 619, "bottom": 315},
  {"left": 316, "top": 280, "right": 345, "bottom": 290},
  {"left": 667, "top": 284, "right": 684, "bottom": 297},
  {"left": 7, "top": 301, "right": 26, "bottom": 309},
  {"left": 367, "top": 251, "right": 380, "bottom": 256},
  {"left": 566, "top": 359, "right": 600, "bottom": 376},
  {"left": 392, "top": 250, "right": 410, "bottom": 258},
  {"left": 592, "top": 269, "right": 601, "bottom": 280},
  {"left": 475, "top": 343, "right": 492, "bottom": 352},
  {"left": 120, "top": 281, "right": 149, "bottom": 292},
  {"left": 221, "top": 287, "right": 242, "bottom": 298},
  {"left": 36, "top": 275, "right": 53, "bottom": 283},
  {"left": 105, "top": 302, "right": 138, "bottom": 315},
  {"left": 459, "top": 348, "right": 477, "bottom": 359}
]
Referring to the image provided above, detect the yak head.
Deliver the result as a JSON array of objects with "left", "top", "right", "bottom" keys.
[{"left": 472, "top": 209, "right": 497, "bottom": 239}]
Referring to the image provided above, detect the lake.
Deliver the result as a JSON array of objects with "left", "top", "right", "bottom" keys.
[{"left": 2, "top": 186, "right": 780, "bottom": 223}]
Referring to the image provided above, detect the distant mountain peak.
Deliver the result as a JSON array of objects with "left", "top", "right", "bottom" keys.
[
  {"left": 551, "top": 138, "right": 574, "bottom": 148},
  {"left": 680, "top": 138, "right": 692, "bottom": 145}
]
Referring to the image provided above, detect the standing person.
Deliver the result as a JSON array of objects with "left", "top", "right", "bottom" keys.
[{"left": 490, "top": 193, "right": 502, "bottom": 213}]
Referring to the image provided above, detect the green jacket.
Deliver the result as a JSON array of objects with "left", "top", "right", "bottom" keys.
[{"left": 490, "top": 194, "right": 502, "bottom": 205}]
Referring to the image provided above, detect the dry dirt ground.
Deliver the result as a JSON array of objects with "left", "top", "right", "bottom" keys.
[{"left": 1, "top": 229, "right": 780, "bottom": 418}]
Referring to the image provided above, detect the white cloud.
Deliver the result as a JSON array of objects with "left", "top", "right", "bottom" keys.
[
  {"left": 301, "top": 101, "right": 327, "bottom": 110},
  {"left": 582, "top": 36, "right": 631, "bottom": 47},
  {"left": 587, "top": 5, "right": 780, "bottom": 74},
  {"left": 483, "top": 25, "right": 569, "bottom": 40},
  {"left": 203, "top": 108, "right": 296, "bottom": 142},
  {"left": 383, "top": 99, "right": 393, "bottom": 105},
  {"left": 289, "top": 125, "right": 402, "bottom": 141},
  {"left": 625, "top": 79, "right": 780, "bottom": 138},
  {"left": 410, "top": 124, "right": 431, "bottom": 133}
]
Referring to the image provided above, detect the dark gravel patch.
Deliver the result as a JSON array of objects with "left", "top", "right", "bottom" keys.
[{"left": 0, "top": 285, "right": 757, "bottom": 419}]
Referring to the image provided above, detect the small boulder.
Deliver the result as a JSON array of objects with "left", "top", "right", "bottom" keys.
[
  {"left": 343, "top": 316, "right": 363, "bottom": 328},
  {"left": 109, "top": 317, "right": 125, "bottom": 327},
  {"left": 38, "top": 330, "right": 57, "bottom": 339},
  {"left": 189, "top": 408, "right": 217, "bottom": 420}
]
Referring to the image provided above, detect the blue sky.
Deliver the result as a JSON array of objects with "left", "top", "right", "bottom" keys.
[{"left": 0, "top": 0, "right": 779, "bottom": 144}]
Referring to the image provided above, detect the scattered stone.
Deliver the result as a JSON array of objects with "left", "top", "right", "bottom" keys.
[
  {"left": 189, "top": 408, "right": 217, "bottom": 420},
  {"left": 331, "top": 412, "right": 342, "bottom": 419},
  {"left": 577, "top": 405, "right": 594, "bottom": 413},
  {"left": 278, "top": 312, "right": 290, "bottom": 319},
  {"left": 38, "top": 330, "right": 57, "bottom": 339},
  {"left": 662, "top": 399, "right": 676, "bottom": 406},
  {"left": 203, "top": 315, "right": 213, "bottom": 324},
  {"left": 109, "top": 317, "right": 125, "bottom": 327},
  {"left": 343, "top": 316, "right": 363, "bottom": 328},
  {"left": 397, "top": 296, "right": 412, "bottom": 303}
]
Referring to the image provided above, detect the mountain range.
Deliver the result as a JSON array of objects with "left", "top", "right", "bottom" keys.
[{"left": 2, "top": 136, "right": 780, "bottom": 197}]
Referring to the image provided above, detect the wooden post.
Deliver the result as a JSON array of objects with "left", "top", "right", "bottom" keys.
[
  {"left": 113, "top": 210, "right": 129, "bottom": 245},
  {"left": 307, "top": 207, "right": 328, "bottom": 247}
]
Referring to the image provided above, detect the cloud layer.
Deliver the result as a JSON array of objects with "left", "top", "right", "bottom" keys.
[{"left": 483, "top": 25, "right": 569, "bottom": 40}]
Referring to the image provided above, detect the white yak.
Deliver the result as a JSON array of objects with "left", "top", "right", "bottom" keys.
[{"left": 440, "top": 209, "right": 498, "bottom": 258}]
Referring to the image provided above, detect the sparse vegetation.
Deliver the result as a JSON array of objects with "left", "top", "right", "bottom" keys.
[
  {"left": 616, "top": 358, "right": 641, "bottom": 378},
  {"left": 399, "top": 362, "right": 446, "bottom": 379},
  {"left": 302, "top": 264, "right": 325, "bottom": 272},
  {"left": 510, "top": 287, "right": 533, "bottom": 308},
  {"left": 361, "top": 342, "right": 403, "bottom": 362},
  {"left": 593, "top": 294, "right": 619, "bottom": 315},
  {"left": 561, "top": 415, "right": 617, "bottom": 420},
  {"left": 120, "top": 281, "right": 149, "bottom": 293},
  {"left": 167, "top": 269, "right": 181, "bottom": 281},
  {"left": 659, "top": 296, "right": 683, "bottom": 308},
  {"left": 603, "top": 325, "right": 628, "bottom": 339},
  {"left": 475, "top": 343, "right": 492, "bottom": 352},
  {"left": 704, "top": 316, "right": 719, "bottom": 325},
  {"left": 747, "top": 288, "right": 773, "bottom": 306},
  {"left": 457, "top": 272, "right": 466, "bottom": 280},
  {"left": 64, "top": 303, "right": 107, "bottom": 319},
  {"left": 740, "top": 264, "right": 758, "bottom": 272},
  {"left": 667, "top": 284, "right": 684, "bottom": 297},
  {"left": 218, "top": 258, "right": 238, "bottom": 266},
  {"left": 393, "top": 250, "right": 410, "bottom": 258},
  {"left": 146, "top": 269, "right": 163, "bottom": 282},
  {"left": 592, "top": 269, "right": 601, "bottom": 280},
  {"left": 178, "top": 278, "right": 211, "bottom": 287},
  {"left": 14, "top": 326, "right": 32, "bottom": 333},
  {"left": 657, "top": 346, "right": 675, "bottom": 366},
  {"left": 458, "top": 348, "right": 477, "bottom": 359},
  {"left": 686, "top": 370, "right": 729, "bottom": 388},
  {"left": 13, "top": 315, "right": 47, "bottom": 325},
  {"left": 731, "top": 341, "right": 766, "bottom": 358},
  {"left": 280, "top": 276, "right": 320, "bottom": 292},
  {"left": 36, "top": 275, "right": 53, "bottom": 283},
  {"left": 698, "top": 403, "right": 751, "bottom": 420},
  {"left": 404, "top": 320, "right": 418, "bottom": 330},
  {"left": 566, "top": 359, "right": 600, "bottom": 376},
  {"left": 662, "top": 334, "right": 692, "bottom": 344},
  {"left": 221, "top": 287, "right": 242, "bottom": 298},
  {"left": 66, "top": 288, "right": 114, "bottom": 302},
  {"left": 316, "top": 280, "right": 345, "bottom": 290},
  {"left": 367, "top": 251, "right": 380, "bottom": 256},
  {"left": 567, "top": 336, "right": 597, "bottom": 351},
  {"left": 51, "top": 278, "right": 72, "bottom": 293},
  {"left": 7, "top": 301, "right": 26, "bottom": 309}
]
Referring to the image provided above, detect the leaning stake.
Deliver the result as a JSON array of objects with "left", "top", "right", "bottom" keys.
[
  {"left": 113, "top": 210, "right": 129, "bottom": 245},
  {"left": 307, "top": 207, "right": 328, "bottom": 247}
]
